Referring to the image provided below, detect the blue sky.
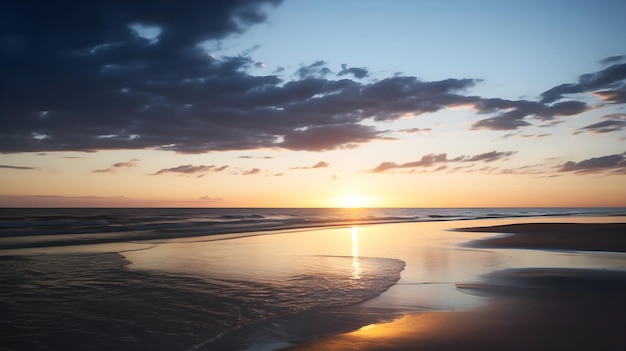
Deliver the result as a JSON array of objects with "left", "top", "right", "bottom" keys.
[
  {"left": 224, "top": 0, "right": 625, "bottom": 98},
  {"left": 0, "top": 0, "right": 625, "bottom": 207}
]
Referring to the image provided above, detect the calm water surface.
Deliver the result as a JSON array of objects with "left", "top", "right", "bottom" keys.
[{"left": 1, "top": 209, "right": 625, "bottom": 350}]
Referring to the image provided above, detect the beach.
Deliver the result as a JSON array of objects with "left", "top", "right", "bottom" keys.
[
  {"left": 1, "top": 210, "right": 625, "bottom": 350},
  {"left": 286, "top": 220, "right": 626, "bottom": 351}
]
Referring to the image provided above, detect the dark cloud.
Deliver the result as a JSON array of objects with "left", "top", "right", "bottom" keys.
[
  {"left": 368, "top": 151, "right": 514, "bottom": 173},
  {"left": 0, "top": 1, "right": 622, "bottom": 153},
  {"left": 471, "top": 99, "right": 587, "bottom": 131},
  {"left": 599, "top": 55, "right": 625, "bottom": 65},
  {"left": 558, "top": 154, "right": 626, "bottom": 174},
  {"left": 1, "top": 0, "right": 482, "bottom": 155},
  {"left": 0, "top": 30, "right": 481, "bottom": 153},
  {"left": 338, "top": 64, "right": 368, "bottom": 79},
  {"left": 0, "top": 164, "right": 35, "bottom": 170},
  {"left": 359, "top": 77, "right": 479, "bottom": 121},
  {"left": 540, "top": 62, "right": 626, "bottom": 104},
  {"left": 573, "top": 118, "right": 626, "bottom": 135},
  {"left": 296, "top": 61, "right": 332, "bottom": 79},
  {"left": 152, "top": 164, "right": 228, "bottom": 175},
  {"left": 471, "top": 58, "right": 626, "bottom": 131},
  {"left": 93, "top": 160, "right": 138, "bottom": 173},
  {"left": 279, "top": 124, "right": 388, "bottom": 151}
]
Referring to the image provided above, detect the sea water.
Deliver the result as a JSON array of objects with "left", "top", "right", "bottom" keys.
[{"left": 1, "top": 208, "right": 624, "bottom": 350}]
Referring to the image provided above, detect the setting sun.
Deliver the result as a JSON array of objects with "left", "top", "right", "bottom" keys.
[{"left": 339, "top": 195, "right": 367, "bottom": 208}]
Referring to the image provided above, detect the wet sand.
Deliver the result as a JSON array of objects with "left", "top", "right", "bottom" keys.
[
  {"left": 458, "top": 222, "right": 626, "bottom": 252},
  {"left": 285, "top": 222, "right": 626, "bottom": 351}
]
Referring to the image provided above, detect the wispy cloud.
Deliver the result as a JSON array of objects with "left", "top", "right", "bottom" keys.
[
  {"left": 397, "top": 128, "right": 432, "bottom": 134},
  {"left": 0, "top": 164, "right": 36, "bottom": 170},
  {"left": 290, "top": 161, "right": 330, "bottom": 169},
  {"left": 242, "top": 168, "right": 261, "bottom": 175},
  {"left": 463, "top": 151, "right": 516, "bottom": 163},
  {"left": 152, "top": 164, "right": 228, "bottom": 175},
  {"left": 93, "top": 160, "right": 139, "bottom": 173},
  {"left": 496, "top": 132, "right": 551, "bottom": 140},
  {"left": 238, "top": 156, "right": 274, "bottom": 159},
  {"left": 519, "top": 134, "right": 551, "bottom": 139},
  {"left": 368, "top": 151, "right": 515, "bottom": 173},
  {"left": 558, "top": 153, "right": 626, "bottom": 174},
  {"left": 573, "top": 115, "right": 626, "bottom": 135},
  {"left": 599, "top": 55, "right": 625, "bottom": 66}
]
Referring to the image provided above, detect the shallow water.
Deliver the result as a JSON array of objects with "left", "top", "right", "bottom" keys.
[
  {"left": 1, "top": 215, "right": 625, "bottom": 350},
  {"left": 2, "top": 207, "right": 623, "bottom": 249}
]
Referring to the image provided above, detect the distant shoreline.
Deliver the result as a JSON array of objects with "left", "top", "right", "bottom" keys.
[{"left": 2, "top": 208, "right": 625, "bottom": 250}]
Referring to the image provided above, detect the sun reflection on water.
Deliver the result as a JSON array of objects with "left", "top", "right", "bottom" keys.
[{"left": 351, "top": 226, "right": 361, "bottom": 280}]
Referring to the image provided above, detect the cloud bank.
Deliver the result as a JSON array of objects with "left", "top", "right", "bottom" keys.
[{"left": 1, "top": 1, "right": 624, "bottom": 155}]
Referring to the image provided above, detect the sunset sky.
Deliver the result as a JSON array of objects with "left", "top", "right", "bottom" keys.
[{"left": 1, "top": 0, "right": 625, "bottom": 208}]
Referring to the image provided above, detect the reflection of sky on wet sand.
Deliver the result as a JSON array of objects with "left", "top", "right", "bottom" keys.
[
  {"left": 351, "top": 226, "right": 361, "bottom": 280},
  {"left": 290, "top": 313, "right": 437, "bottom": 350},
  {"left": 123, "top": 217, "right": 626, "bottom": 315},
  {"left": 123, "top": 220, "right": 504, "bottom": 313}
]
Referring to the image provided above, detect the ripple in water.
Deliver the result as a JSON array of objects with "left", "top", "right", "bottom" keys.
[{"left": 0, "top": 252, "right": 404, "bottom": 350}]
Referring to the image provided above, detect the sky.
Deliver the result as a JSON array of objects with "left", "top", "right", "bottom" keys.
[{"left": 1, "top": 0, "right": 625, "bottom": 208}]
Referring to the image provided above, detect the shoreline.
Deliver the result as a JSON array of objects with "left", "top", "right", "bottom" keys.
[
  {"left": 284, "top": 221, "right": 626, "bottom": 351},
  {"left": 2, "top": 208, "right": 624, "bottom": 250}
]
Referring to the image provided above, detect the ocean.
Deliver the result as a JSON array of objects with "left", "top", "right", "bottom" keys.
[{"left": 1, "top": 207, "right": 625, "bottom": 350}]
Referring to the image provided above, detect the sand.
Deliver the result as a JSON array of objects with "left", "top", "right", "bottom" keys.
[
  {"left": 458, "top": 222, "right": 626, "bottom": 252},
  {"left": 284, "top": 222, "right": 626, "bottom": 351}
]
